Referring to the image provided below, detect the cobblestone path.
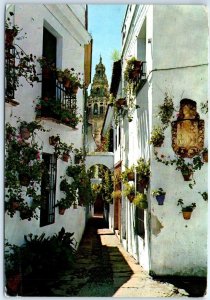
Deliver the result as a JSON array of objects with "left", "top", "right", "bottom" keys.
[{"left": 46, "top": 216, "right": 192, "bottom": 297}]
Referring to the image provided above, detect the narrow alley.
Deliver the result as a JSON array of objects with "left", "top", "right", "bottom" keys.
[{"left": 36, "top": 216, "right": 205, "bottom": 298}]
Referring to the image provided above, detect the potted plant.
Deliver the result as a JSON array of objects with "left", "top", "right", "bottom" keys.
[
  {"left": 54, "top": 142, "right": 74, "bottom": 162},
  {"left": 133, "top": 193, "right": 148, "bottom": 209},
  {"left": 17, "top": 120, "right": 43, "bottom": 139},
  {"left": 202, "top": 148, "right": 208, "bottom": 163},
  {"left": 5, "top": 241, "right": 22, "bottom": 296},
  {"left": 123, "top": 183, "right": 135, "bottom": 202},
  {"left": 124, "top": 56, "right": 141, "bottom": 82},
  {"left": 121, "top": 165, "right": 135, "bottom": 183},
  {"left": 49, "top": 135, "right": 60, "bottom": 146},
  {"left": 74, "top": 148, "right": 84, "bottom": 164},
  {"left": 150, "top": 126, "right": 165, "bottom": 147},
  {"left": 116, "top": 97, "right": 127, "bottom": 108},
  {"left": 55, "top": 183, "right": 77, "bottom": 215},
  {"left": 66, "top": 164, "right": 82, "bottom": 178},
  {"left": 177, "top": 199, "right": 196, "bottom": 220},
  {"left": 175, "top": 157, "right": 194, "bottom": 181},
  {"left": 5, "top": 12, "right": 20, "bottom": 47},
  {"left": 136, "top": 158, "right": 150, "bottom": 190},
  {"left": 157, "top": 93, "right": 174, "bottom": 127},
  {"left": 151, "top": 188, "right": 166, "bottom": 205},
  {"left": 60, "top": 179, "right": 69, "bottom": 192},
  {"left": 37, "top": 56, "right": 56, "bottom": 79}
]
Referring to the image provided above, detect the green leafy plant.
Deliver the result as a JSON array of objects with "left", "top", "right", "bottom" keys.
[
  {"left": 150, "top": 126, "right": 165, "bottom": 147},
  {"left": 121, "top": 165, "right": 135, "bottom": 183},
  {"left": 124, "top": 56, "right": 141, "bottom": 83},
  {"left": 136, "top": 158, "right": 150, "bottom": 181},
  {"left": 157, "top": 93, "right": 174, "bottom": 127},
  {"left": 123, "top": 183, "right": 135, "bottom": 201},
  {"left": 66, "top": 165, "right": 82, "bottom": 178},
  {"left": 133, "top": 193, "right": 148, "bottom": 209},
  {"left": 151, "top": 188, "right": 166, "bottom": 197},
  {"left": 54, "top": 141, "right": 74, "bottom": 157},
  {"left": 198, "top": 191, "right": 208, "bottom": 201},
  {"left": 55, "top": 182, "right": 77, "bottom": 209},
  {"left": 112, "top": 190, "right": 122, "bottom": 200},
  {"left": 35, "top": 97, "right": 82, "bottom": 128},
  {"left": 200, "top": 100, "right": 208, "bottom": 114},
  {"left": 177, "top": 199, "right": 196, "bottom": 212}
]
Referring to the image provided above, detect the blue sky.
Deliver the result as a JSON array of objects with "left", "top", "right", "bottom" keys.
[{"left": 88, "top": 4, "right": 127, "bottom": 87}]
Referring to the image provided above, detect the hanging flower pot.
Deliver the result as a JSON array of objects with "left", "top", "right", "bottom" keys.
[
  {"left": 127, "top": 192, "right": 135, "bottom": 202},
  {"left": 181, "top": 170, "right": 193, "bottom": 181},
  {"left": 182, "top": 211, "right": 192, "bottom": 220},
  {"left": 137, "top": 177, "right": 149, "bottom": 191},
  {"left": 49, "top": 136, "right": 60, "bottom": 146},
  {"left": 20, "top": 208, "right": 33, "bottom": 220},
  {"left": 6, "top": 273, "right": 21, "bottom": 296},
  {"left": 63, "top": 78, "right": 71, "bottom": 89},
  {"left": 20, "top": 127, "right": 30, "bottom": 140},
  {"left": 72, "top": 85, "right": 79, "bottom": 95},
  {"left": 19, "top": 174, "right": 31, "bottom": 187},
  {"left": 11, "top": 200, "right": 21, "bottom": 210},
  {"left": 5, "top": 28, "right": 18, "bottom": 47},
  {"left": 127, "top": 172, "right": 135, "bottom": 181},
  {"left": 62, "top": 153, "right": 70, "bottom": 162},
  {"left": 156, "top": 194, "right": 165, "bottom": 205},
  {"left": 202, "top": 150, "right": 208, "bottom": 163},
  {"left": 58, "top": 206, "right": 66, "bottom": 215},
  {"left": 116, "top": 98, "right": 127, "bottom": 108}
]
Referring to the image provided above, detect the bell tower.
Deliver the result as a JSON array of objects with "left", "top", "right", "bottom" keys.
[{"left": 87, "top": 56, "right": 110, "bottom": 148}]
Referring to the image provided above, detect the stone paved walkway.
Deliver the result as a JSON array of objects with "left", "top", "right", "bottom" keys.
[{"left": 46, "top": 216, "right": 192, "bottom": 297}]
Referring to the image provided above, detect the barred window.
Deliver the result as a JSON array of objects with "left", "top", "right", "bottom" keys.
[
  {"left": 40, "top": 153, "right": 57, "bottom": 227},
  {"left": 135, "top": 207, "right": 145, "bottom": 238}
]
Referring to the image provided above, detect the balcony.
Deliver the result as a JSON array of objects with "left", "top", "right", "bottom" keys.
[{"left": 36, "top": 78, "right": 80, "bottom": 129}]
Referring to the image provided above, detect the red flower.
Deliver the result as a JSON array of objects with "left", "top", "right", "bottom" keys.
[{"left": 64, "top": 118, "right": 70, "bottom": 122}]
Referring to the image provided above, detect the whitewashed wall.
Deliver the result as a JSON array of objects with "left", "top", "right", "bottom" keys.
[
  {"left": 149, "top": 5, "right": 208, "bottom": 276},
  {"left": 5, "top": 4, "right": 91, "bottom": 248},
  {"left": 117, "top": 4, "right": 208, "bottom": 277}
]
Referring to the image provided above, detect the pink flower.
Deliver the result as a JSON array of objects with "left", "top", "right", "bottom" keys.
[{"left": 36, "top": 152, "right": 40, "bottom": 160}]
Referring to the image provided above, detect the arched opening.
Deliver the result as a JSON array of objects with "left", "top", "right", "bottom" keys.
[
  {"left": 93, "top": 103, "right": 98, "bottom": 115},
  {"left": 89, "top": 164, "right": 113, "bottom": 225}
]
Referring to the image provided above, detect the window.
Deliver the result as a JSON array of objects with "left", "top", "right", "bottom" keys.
[
  {"left": 135, "top": 207, "right": 145, "bottom": 238},
  {"left": 100, "top": 105, "right": 103, "bottom": 114},
  {"left": 93, "top": 103, "right": 98, "bottom": 115},
  {"left": 40, "top": 153, "right": 57, "bottom": 227},
  {"left": 42, "top": 27, "right": 57, "bottom": 99}
]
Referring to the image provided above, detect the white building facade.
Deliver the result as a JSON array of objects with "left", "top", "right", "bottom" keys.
[
  {"left": 5, "top": 4, "right": 92, "bottom": 247},
  {"left": 106, "top": 5, "right": 208, "bottom": 276}
]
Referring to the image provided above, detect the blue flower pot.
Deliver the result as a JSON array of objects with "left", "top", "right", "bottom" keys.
[{"left": 156, "top": 194, "right": 165, "bottom": 205}]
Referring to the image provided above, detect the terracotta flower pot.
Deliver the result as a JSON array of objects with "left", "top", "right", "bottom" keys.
[
  {"left": 20, "top": 127, "right": 30, "bottom": 140},
  {"left": 116, "top": 98, "right": 127, "bottom": 108},
  {"left": 6, "top": 273, "right": 21, "bottom": 295},
  {"left": 202, "top": 151, "right": 208, "bottom": 163},
  {"left": 127, "top": 172, "right": 135, "bottom": 181},
  {"left": 181, "top": 171, "right": 193, "bottom": 181},
  {"left": 182, "top": 211, "right": 192, "bottom": 220},
  {"left": 59, "top": 206, "right": 66, "bottom": 215},
  {"left": 137, "top": 177, "right": 149, "bottom": 191},
  {"left": 11, "top": 201, "right": 20, "bottom": 210},
  {"left": 127, "top": 193, "right": 135, "bottom": 202},
  {"left": 62, "top": 153, "right": 70, "bottom": 162},
  {"left": 63, "top": 78, "right": 71, "bottom": 89}
]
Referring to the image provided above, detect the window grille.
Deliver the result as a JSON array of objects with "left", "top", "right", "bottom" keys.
[
  {"left": 5, "top": 45, "right": 16, "bottom": 100},
  {"left": 40, "top": 153, "right": 57, "bottom": 227}
]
